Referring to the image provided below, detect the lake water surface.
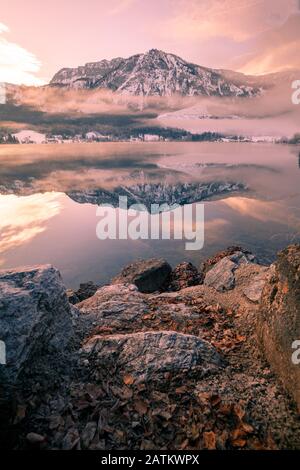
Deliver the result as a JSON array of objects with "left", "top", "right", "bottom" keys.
[{"left": 0, "top": 142, "right": 299, "bottom": 288}]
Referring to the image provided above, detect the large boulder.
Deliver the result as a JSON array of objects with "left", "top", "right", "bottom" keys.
[
  {"left": 0, "top": 265, "right": 74, "bottom": 388},
  {"left": 111, "top": 258, "right": 172, "bottom": 293},
  {"left": 203, "top": 249, "right": 258, "bottom": 292},
  {"left": 78, "top": 284, "right": 148, "bottom": 334},
  {"left": 200, "top": 246, "right": 257, "bottom": 277},
  {"left": 242, "top": 267, "right": 271, "bottom": 303},
  {"left": 78, "top": 283, "right": 205, "bottom": 336},
  {"left": 78, "top": 283, "right": 228, "bottom": 341},
  {"left": 82, "top": 331, "right": 223, "bottom": 383},
  {"left": 257, "top": 245, "right": 300, "bottom": 410}
]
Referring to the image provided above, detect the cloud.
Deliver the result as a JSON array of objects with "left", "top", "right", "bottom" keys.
[
  {"left": 221, "top": 197, "right": 300, "bottom": 239},
  {"left": 237, "top": 14, "right": 300, "bottom": 74},
  {"left": 164, "top": 0, "right": 297, "bottom": 41},
  {"left": 108, "top": 0, "right": 136, "bottom": 16},
  {"left": 0, "top": 22, "right": 9, "bottom": 33},
  {"left": 0, "top": 193, "right": 62, "bottom": 260},
  {"left": 0, "top": 23, "right": 45, "bottom": 86},
  {"left": 159, "top": 0, "right": 300, "bottom": 74}
]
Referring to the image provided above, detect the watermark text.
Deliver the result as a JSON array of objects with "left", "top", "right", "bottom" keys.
[
  {"left": 0, "top": 82, "right": 6, "bottom": 104},
  {"left": 292, "top": 80, "right": 300, "bottom": 105},
  {"left": 96, "top": 197, "right": 205, "bottom": 251},
  {"left": 292, "top": 340, "right": 300, "bottom": 365},
  {"left": 0, "top": 340, "right": 6, "bottom": 365}
]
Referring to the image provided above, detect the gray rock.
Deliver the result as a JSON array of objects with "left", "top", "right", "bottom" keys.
[
  {"left": 167, "top": 262, "right": 202, "bottom": 291},
  {"left": 111, "top": 258, "right": 172, "bottom": 293},
  {"left": 26, "top": 432, "right": 45, "bottom": 445},
  {"left": 229, "top": 251, "right": 257, "bottom": 265},
  {"left": 66, "top": 289, "right": 80, "bottom": 305},
  {"left": 204, "top": 250, "right": 257, "bottom": 292},
  {"left": 74, "top": 282, "right": 99, "bottom": 302},
  {"left": 0, "top": 265, "right": 74, "bottom": 387},
  {"left": 81, "top": 422, "right": 97, "bottom": 449},
  {"left": 67, "top": 282, "right": 99, "bottom": 305},
  {"left": 200, "top": 246, "right": 257, "bottom": 277},
  {"left": 78, "top": 284, "right": 148, "bottom": 333},
  {"left": 257, "top": 245, "right": 300, "bottom": 410},
  {"left": 78, "top": 284, "right": 211, "bottom": 337},
  {"left": 204, "top": 257, "right": 236, "bottom": 292},
  {"left": 82, "top": 331, "right": 223, "bottom": 382},
  {"left": 242, "top": 267, "right": 271, "bottom": 303}
]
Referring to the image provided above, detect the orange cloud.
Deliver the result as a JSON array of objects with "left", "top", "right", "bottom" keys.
[
  {"left": 160, "top": 0, "right": 300, "bottom": 74},
  {"left": 164, "top": 0, "right": 297, "bottom": 41},
  {"left": 237, "top": 14, "right": 300, "bottom": 74},
  {"left": 0, "top": 193, "right": 62, "bottom": 261}
]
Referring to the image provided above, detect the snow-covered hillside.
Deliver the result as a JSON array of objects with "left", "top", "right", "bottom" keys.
[
  {"left": 50, "top": 49, "right": 262, "bottom": 98},
  {"left": 12, "top": 130, "right": 46, "bottom": 144}
]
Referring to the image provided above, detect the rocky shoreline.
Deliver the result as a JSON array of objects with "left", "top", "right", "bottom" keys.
[{"left": 0, "top": 245, "right": 300, "bottom": 450}]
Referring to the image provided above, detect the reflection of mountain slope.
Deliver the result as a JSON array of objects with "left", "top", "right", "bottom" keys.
[
  {"left": 158, "top": 162, "right": 280, "bottom": 174},
  {"left": 67, "top": 181, "right": 247, "bottom": 209}
]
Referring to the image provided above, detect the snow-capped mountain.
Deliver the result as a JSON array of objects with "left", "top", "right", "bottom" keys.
[{"left": 50, "top": 49, "right": 262, "bottom": 97}]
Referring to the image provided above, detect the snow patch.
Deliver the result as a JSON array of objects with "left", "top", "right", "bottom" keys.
[{"left": 13, "top": 130, "right": 46, "bottom": 144}]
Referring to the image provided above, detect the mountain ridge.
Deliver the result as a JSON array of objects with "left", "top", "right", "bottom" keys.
[{"left": 50, "top": 49, "right": 263, "bottom": 97}]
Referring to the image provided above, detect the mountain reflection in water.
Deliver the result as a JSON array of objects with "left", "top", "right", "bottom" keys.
[{"left": 0, "top": 142, "right": 299, "bottom": 287}]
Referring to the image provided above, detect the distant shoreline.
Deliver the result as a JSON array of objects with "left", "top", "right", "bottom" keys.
[{"left": 1, "top": 133, "right": 299, "bottom": 146}]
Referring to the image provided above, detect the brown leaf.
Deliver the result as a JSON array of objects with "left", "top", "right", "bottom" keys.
[
  {"left": 134, "top": 400, "right": 148, "bottom": 415},
  {"left": 265, "top": 432, "right": 277, "bottom": 450},
  {"left": 49, "top": 415, "right": 64, "bottom": 430},
  {"left": 85, "top": 383, "right": 105, "bottom": 400},
  {"left": 14, "top": 405, "right": 27, "bottom": 424},
  {"left": 197, "top": 392, "right": 211, "bottom": 403},
  {"left": 152, "top": 409, "right": 172, "bottom": 420},
  {"left": 123, "top": 374, "right": 134, "bottom": 385},
  {"left": 233, "top": 403, "right": 246, "bottom": 421},
  {"left": 232, "top": 438, "right": 247, "bottom": 448},
  {"left": 203, "top": 431, "right": 216, "bottom": 450},
  {"left": 62, "top": 428, "right": 80, "bottom": 450},
  {"left": 235, "top": 335, "right": 246, "bottom": 343},
  {"left": 142, "top": 314, "right": 154, "bottom": 320},
  {"left": 231, "top": 428, "right": 246, "bottom": 440},
  {"left": 81, "top": 421, "right": 97, "bottom": 449},
  {"left": 241, "top": 422, "right": 254, "bottom": 434},
  {"left": 190, "top": 423, "right": 200, "bottom": 440},
  {"left": 152, "top": 391, "right": 168, "bottom": 402},
  {"left": 140, "top": 439, "right": 155, "bottom": 450},
  {"left": 122, "top": 386, "right": 133, "bottom": 400},
  {"left": 248, "top": 438, "right": 266, "bottom": 450},
  {"left": 218, "top": 403, "right": 232, "bottom": 416},
  {"left": 210, "top": 395, "right": 221, "bottom": 407},
  {"left": 180, "top": 439, "right": 189, "bottom": 450},
  {"left": 75, "top": 399, "right": 92, "bottom": 411},
  {"left": 115, "top": 429, "right": 126, "bottom": 441}
]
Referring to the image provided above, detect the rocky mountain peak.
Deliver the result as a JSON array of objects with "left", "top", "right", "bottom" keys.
[{"left": 50, "top": 49, "right": 262, "bottom": 97}]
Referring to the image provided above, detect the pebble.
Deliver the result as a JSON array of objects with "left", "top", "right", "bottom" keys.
[{"left": 26, "top": 432, "right": 45, "bottom": 444}]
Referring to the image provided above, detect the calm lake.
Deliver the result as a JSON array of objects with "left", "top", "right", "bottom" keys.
[{"left": 0, "top": 142, "right": 299, "bottom": 288}]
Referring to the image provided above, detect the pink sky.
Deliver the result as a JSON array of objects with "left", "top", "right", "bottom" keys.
[{"left": 1, "top": 0, "right": 300, "bottom": 85}]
